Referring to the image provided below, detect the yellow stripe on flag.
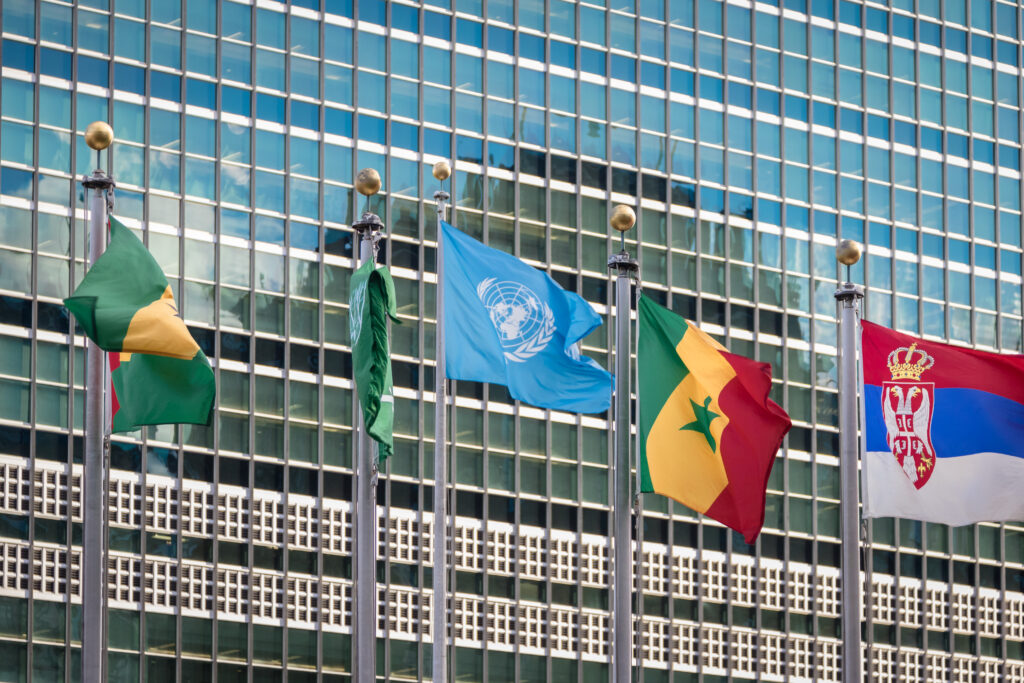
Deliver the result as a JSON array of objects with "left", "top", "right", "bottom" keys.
[
  {"left": 645, "top": 326, "right": 736, "bottom": 513},
  {"left": 122, "top": 286, "right": 200, "bottom": 360}
]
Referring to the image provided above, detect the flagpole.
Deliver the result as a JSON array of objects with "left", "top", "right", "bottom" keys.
[
  {"left": 81, "top": 121, "right": 115, "bottom": 683},
  {"left": 352, "top": 168, "right": 384, "bottom": 683},
  {"left": 431, "top": 160, "right": 451, "bottom": 683},
  {"left": 608, "top": 206, "right": 638, "bottom": 683},
  {"left": 834, "top": 240, "right": 865, "bottom": 683}
]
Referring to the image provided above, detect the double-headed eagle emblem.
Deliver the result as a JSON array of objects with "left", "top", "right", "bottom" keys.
[{"left": 882, "top": 343, "right": 936, "bottom": 488}]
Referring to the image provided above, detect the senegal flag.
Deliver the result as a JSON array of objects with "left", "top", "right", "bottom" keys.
[
  {"left": 65, "top": 216, "right": 214, "bottom": 432},
  {"left": 638, "top": 296, "right": 791, "bottom": 542},
  {"left": 350, "top": 260, "right": 399, "bottom": 460}
]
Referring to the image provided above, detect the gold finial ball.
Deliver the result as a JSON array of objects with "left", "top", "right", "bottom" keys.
[
  {"left": 84, "top": 121, "right": 114, "bottom": 151},
  {"left": 432, "top": 160, "right": 451, "bottom": 182},
  {"left": 355, "top": 168, "right": 381, "bottom": 196},
  {"left": 610, "top": 204, "right": 636, "bottom": 233},
  {"left": 836, "top": 239, "right": 863, "bottom": 266}
]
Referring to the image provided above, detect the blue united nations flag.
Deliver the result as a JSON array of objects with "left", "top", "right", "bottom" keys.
[{"left": 441, "top": 221, "right": 612, "bottom": 414}]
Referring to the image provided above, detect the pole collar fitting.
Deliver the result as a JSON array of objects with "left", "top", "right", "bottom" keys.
[
  {"left": 607, "top": 250, "right": 639, "bottom": 276},
  {"left": 433, "top": 190, "right": 451, "bottom": 202},
  {"left": 353, "top": 212, "right": 385, "bottom": 247},
  {"left": 833, "top": 281, "right": 864, "bottom": 303},
  {"left": 82, "top": 170, "right": 115, "bottom": 190}
]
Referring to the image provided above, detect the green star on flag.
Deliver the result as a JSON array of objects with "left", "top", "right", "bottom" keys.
[{"left": 680, "top": 396, "right": 720, "bottom": 451}]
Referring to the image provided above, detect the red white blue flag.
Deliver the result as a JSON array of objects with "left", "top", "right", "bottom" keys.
[{"left": 862, "top": 321, "right": 1024, "bottom": 525}]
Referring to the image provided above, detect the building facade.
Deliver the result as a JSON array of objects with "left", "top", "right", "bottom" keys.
[{"left": 1, "top": 0, "right": 1023, "bottom": 680}]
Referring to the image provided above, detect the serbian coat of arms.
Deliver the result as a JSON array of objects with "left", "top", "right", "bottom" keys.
[{"left": 881, "top": 343, "right": 936, "bottom": 489}]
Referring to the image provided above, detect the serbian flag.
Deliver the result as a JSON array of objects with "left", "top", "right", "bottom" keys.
[
  {"left": 863, "top": 321, "right": 1024, "bottom": 525},
  {"left": 65, "top": 216, "right": 215, "bottom": 432},
  {"left": 638, "top": 296, "right": 791, "bottom": 542}
]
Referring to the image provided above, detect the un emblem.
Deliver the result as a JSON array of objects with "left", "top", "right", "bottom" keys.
[
  {"left": 477, "top": 278, "right": 554, "bottom": 362},
  {"left": 349, "top": 279, "right": 367, "bottom": 345}
]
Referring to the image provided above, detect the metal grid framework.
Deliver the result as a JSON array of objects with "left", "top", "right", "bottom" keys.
[{"left": 1, "top": 0, "right": 1024, "bottom": 680}]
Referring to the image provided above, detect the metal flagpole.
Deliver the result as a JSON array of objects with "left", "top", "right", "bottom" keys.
[
  {"left": 431, "top": 160, "right": 452, "bottom": 683},
  {"left": 834, "top": 239, "right": 865, "bottom": 683},
  {"left": 81, "top": 121, "right": 115, "bottom": 683},
  {"left": 608, "top": 205, "right": 638, "bottom": 683},
  {"left": 352, "top": 168, "right": 384, "bottom": 683}
]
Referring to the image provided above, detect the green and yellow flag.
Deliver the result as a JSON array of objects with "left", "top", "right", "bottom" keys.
[
  {"left": 65, "top": 217, "right": 200, "bottom": 360},
  {"left": 65, "top": 216, "right": 214, "bottom": 432},
  {"left": 638, "top": 295, "right": 791, "bottom": 542}
]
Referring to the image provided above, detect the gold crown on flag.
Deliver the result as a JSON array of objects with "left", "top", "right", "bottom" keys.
[{"left": 887, "top": 343, "right": 935, "bottom": 381}]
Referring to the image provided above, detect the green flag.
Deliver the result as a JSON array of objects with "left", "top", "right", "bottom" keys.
[
  {"left": 350, "top": 260, "right": 399, "bottom": 460},
  {"left": 110, "top": 350, "right": 215, "bottom": 433}
]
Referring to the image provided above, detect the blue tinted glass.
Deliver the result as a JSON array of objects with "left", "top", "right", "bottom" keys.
[
  {"left": 865, "top": 7, "right": 887, "bottom": 32},
  {"left": 291, "top": 101, "right": 318, "bottom": 131},
  {"left": 947, "top": 132, "right": 968, "bottom": 158},
  {"left": 456, "top": 135, "right": 482, "bottom": 164},
  {"left": 974, "top": 139, "right": 994, "bottom": 164},
  {"left": 756, "top": 88, "right": 780, "bottom": 115},
  {"left": 424, "top": 128, "right": 451, "bottom": 159},
  {"left": 520, "top": 33, "right": 545, "bottom": 62},
  {"left": 838, "top": 1, "right": 860, "bottom": 26},
  {"left": 78, "top": 55, "right": 109, "bottom": 87},
  {"left": 391, "top": 3, "right": 418, "bottom": 31},
  {"left": 972, "top": 35, "right": 992, "bottom": 60},
  {"left": 640, "top": 61, "right": 665, "bottom": 89},
  {"left": 221, "top": 85, "right": 251, "bottom": 116},
  {"left": 424, "top": 11, "right": 450, "bottom": 40},
  {"left": 186, "top": 78, "right": 215, "bottom": 108},
  {"left": 325, "top": 0, "right": 353, "bottom": 17},
  {"left": 813, "top": 101, "right": 835, "bottom": 128},
  {"left": 151, "top": 72, "right": 180, "bottom": 102},
  {"left": 997, "top": 40, "right": 1018, "bottom": 67},
  {"left": 551, "top": 41, "right": 575, "bottom": 69},
  {"left": 945, "top": 27, "right": 966, "bottom": 53},
  {"left": 671, "top": 69, "right": 694, "bottom": 96},
  {"left": 728, "top": 82, "right": 752, "bottom": 109},
  {"left": 784, "top": 95, "right": 807, "bottom": 121},
  {"left": 115, "top": 63, "right": 145, "bottom": 94},
  {"left": 40, "top": 48, "right": 72, "bottom": 79},
  {"left": 1000, "top": 144, "right": 1020, "bottom": 171},
  {"left": 488, "top": 142, "right": 514, "bottom": 170},
  {"left": 324, "top": 25, "right": 353, "bottom": 64},
  {"left": 487, "top": 26, "right": 513, "bottom": 54},
  {"left": 699, "top": 75, "right": 723, "bottom": 101},
  {"left": 456, "top": 18, "right": 482, "bottom": 47},
  {"left": 612, "top": 55, "right": 636, "bottom": 82},
  {"left": 581, "top": 48, "right": 605, "bottom": 76},
  {"left": 325, "top": 108, "right": 352, "bottom": 137},
  {"left": 893, "top": 120, "right": 915, "bottom": 146}
]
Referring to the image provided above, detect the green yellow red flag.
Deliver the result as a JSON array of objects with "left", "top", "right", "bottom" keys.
[
  {"left": 64, "top": 216, "right": 214, "bottom": 432},
  {"left": 638, "top": 295, "right": 791, "bottom": 542}
]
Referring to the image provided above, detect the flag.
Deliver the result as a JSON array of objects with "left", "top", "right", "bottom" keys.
[
  {"left": 110, "top": 351, "right": 215, "bottom": 433},
  {"left": 64, "top": 216, "right": 215, "bottom": 432},
  {"left": 638, "top": 295, "right": 791, "bottom": 542},
  {"left": 64, "top": 216, "right": 200, "bottom": 360},
  {"left": 440, "top": 220, "right": 612, "bottom": 414},
  {"left": 350, "top": 260, "right": 399, "bottom": 459},
  {"left": 862, "top": 321, "right": 1024, "bottom": 525}
]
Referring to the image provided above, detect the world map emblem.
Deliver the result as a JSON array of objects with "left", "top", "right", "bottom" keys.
[
  {"left": 349, "top": 279, "right": 367, "bottom": 345},
  {"left": 476, "top": 277, "right": 554, "bottom": 362},
  {"left": 881, "top": 343, "right": 936, "bottom": 489}
]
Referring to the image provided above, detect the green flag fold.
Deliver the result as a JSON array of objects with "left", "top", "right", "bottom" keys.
[{"left": 350, "top": 260, "right": 399, "bottom": 460}]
